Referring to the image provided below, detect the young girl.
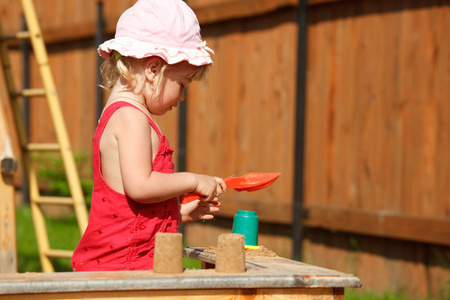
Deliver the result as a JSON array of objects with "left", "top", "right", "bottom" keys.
[{"left": 71, "top": 0, "right": 226, "bottom": 271}]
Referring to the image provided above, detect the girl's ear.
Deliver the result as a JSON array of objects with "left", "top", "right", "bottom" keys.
[{"left": 144, "top": 57, "right": 162, "bottom": 83}]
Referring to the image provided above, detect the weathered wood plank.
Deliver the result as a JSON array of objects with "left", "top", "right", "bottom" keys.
[
  {"left": 0, "top": 142, "right": 17, "bottom": 274},
  {"left": 303, "top": 205, "right": 450, "bottom": 246},
  {"left": 0, "top": 248, "right": 360, "bottom": 299},
  {"left": 0, "top": 86, "right": 17, "bottom": 273},
  {"left": 0, "top": 288, "right": 340, "bottom": 300},
  {"left": 189, "top": 0, "right": 298, "bottom": 24}
]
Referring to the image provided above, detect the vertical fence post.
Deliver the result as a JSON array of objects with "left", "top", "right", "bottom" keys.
[
  {"left": 292, "top": 0, "right": 308, "bottom": 261},
  {"left": 21, "top": 15, "right": 30, "bottom": 204},
  {"left": 95, "top": 1, "right": 105, "bottom": 125},
  {"left": 178, "top": 89, "right": 187, "bottom": 235}
]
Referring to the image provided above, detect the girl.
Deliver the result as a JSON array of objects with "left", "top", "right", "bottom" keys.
[{"left": 71, "top": 0, "right": 226, "bottom": 271}]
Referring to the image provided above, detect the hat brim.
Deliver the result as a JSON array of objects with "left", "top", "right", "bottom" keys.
[{"left": 98, "top": 37, "right": 213, "bottom": 66}]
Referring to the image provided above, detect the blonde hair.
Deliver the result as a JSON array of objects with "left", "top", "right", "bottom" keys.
[{"left": 100, "top": 52, "right": 209, "bottom": 93}]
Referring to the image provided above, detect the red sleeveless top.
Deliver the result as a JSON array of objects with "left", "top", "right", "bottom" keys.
[{"left": 71, "top": 101, "right": 180, "bottom": 271}]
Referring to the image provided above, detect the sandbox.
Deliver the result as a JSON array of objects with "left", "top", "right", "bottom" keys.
[{"left": 0, "top": 246, "right": 361, "bottom": 299}]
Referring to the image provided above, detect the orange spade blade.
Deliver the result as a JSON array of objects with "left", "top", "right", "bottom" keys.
[
  {"left": 234, "top": 172, "right": 281, "bottom": 192},
  {"left": 231, "top": 172, "right": 281, "bottom": 191},
  {"left": 180, "top": 172, "right": 281, "bottom": 204},
  {"left": 223, "top": 176, "right": 246, "bottom": 189}
]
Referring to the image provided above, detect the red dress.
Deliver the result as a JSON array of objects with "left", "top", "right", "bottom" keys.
[{"left": 71, "top": 101, "right": 180, "bottom": 271}]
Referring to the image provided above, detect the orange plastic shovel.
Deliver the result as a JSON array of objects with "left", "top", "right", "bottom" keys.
[{"left": 180, "top": 172, "right": 281, "bottom": 204}]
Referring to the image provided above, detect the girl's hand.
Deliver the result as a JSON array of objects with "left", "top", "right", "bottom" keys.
[
  {"left": 193, "top": 175, "right": 227, "bottom": 202},
  {"left": 180, "top": 198, "right": 221, "bottom": 223}
]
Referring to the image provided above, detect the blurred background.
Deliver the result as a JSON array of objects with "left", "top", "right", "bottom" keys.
[{"left": 0, "top": 0, "right": 449, "bottom": 299}]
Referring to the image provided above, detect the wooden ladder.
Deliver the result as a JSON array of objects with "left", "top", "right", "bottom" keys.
[{"left": 0, "top": 0, "right": 88, "bottom": 272}]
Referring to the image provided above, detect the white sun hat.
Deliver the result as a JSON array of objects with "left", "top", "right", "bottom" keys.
[{"left": 98, "top": 0, "right": 213, "bottom": 66}]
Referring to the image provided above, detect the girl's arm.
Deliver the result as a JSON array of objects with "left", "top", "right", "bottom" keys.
[{"left": 111, "top": 107, "right": 226, "bottom": 203}]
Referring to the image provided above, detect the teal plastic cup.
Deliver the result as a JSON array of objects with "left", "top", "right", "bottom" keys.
[{"left": 232, "top": 210, "right": 259, "bottom": 246}]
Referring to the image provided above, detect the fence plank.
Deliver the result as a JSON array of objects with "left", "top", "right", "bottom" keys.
[{"left": 303, "top": 205, "right": 450, "bottom": 246}]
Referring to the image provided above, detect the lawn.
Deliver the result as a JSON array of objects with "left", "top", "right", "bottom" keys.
[
  {"left": 15, "top": 204, "right": 200, "bottom": 272},
  {"left": 16, "top": 205, "right": 79, "bottom": 272}
]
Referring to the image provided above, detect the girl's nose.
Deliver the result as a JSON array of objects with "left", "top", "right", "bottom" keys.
[{"left": 179, "top": 92, "right": 185, "bottom": 102}]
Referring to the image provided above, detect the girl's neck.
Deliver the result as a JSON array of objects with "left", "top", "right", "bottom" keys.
[{"left": 108, "top": 87, "right": 148, "bottom": 110}]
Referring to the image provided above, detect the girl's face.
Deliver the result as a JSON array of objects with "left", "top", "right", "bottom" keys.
[{"left": 147, "top": 62, "right": 193, "bottom": 116}]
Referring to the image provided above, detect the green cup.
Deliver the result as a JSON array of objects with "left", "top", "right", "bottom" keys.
[{"left": 232, "top": 210, "right": 259, "bottom": 246}]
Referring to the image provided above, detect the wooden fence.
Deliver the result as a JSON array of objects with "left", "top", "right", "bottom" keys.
[
  {"left": 302, "top": 1, "right": 450, "bottom": 298},
  {"left": 0, "top": 0, "right": 449, "bottom": 298}
]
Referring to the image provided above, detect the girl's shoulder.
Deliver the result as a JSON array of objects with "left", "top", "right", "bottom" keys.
[
  {"left": 109, "top": 104, "right": 148, "bottom": 125},
  {"left": 102, "top": 100, "right": 162, "bottom": 136},
  {"left": 103, "top": 101, "right": 148, "bottom": 120}
]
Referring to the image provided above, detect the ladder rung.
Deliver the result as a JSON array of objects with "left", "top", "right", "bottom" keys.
[
  {"left": 34, "top": 196, "right": 74, "bottom": 205},
  {"left": 46, "top": 249, "right": 73, "bottom": 259},
  {"left": 13, "top": 88, "right": 46, "bottom": 98},
  {"left": 26, "top": 143, "right": 60, "bottom": 151},
  {"left": 0, "top": 31, "right": 31, "bottom": 41}
]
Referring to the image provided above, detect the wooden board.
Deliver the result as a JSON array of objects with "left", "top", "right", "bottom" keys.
[
  {"left": 0, "top": 85, "right": 17, "bottom": 273},
  {"left": 183, "top": 247, "right": 361, "bottom": 287},
  {"left": 2, "top": 288, "right": 343, "bottom": 300},
  {"left": 0, "top": 247, "right": 360, "bottom": 299}
]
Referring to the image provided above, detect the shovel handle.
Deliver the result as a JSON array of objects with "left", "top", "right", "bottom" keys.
[{"left": 180, "top": 193, "right": 200, "bottom": 204}]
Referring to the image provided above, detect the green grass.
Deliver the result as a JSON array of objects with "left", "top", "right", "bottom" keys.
[
  {"left": 16, "top": 204, "right": 201, "bottom": 272},
  {"left": 16, "top": 205, "right": 41, "bottom": 272},
  {"left": 182, "top": 256, "right": 201, "bottom": 269},
  {"left": 345, "top": 289, "right": 421, "bottom": 300},
  {"left": 16, "top": 205, "right": 80, "bottom": 272}
]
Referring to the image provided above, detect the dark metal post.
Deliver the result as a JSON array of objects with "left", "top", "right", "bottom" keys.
[
  {"left": 95, "top": 1, "right": 105, "bottom": 124},
  {"left": 178, "top": 92, "right": 187, "bottom": 173},
  {"left": 178, "top": 90, "right": 187, "bottom": 235},
  {"left": 292, "top": 0, "right": 308, "bottom": 261},
  {"left": 21, "top": 15, "right": 30, "bottom": 204}
]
